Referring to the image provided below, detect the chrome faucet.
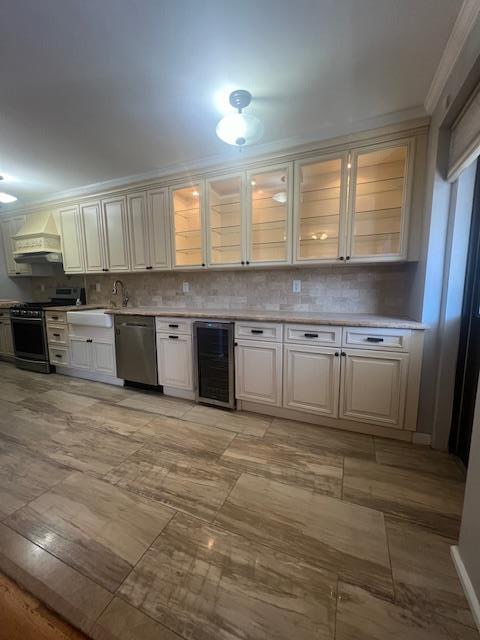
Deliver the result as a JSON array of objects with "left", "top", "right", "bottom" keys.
[{"left": 112, "top": 280, "right": 129, "bottom": 307}]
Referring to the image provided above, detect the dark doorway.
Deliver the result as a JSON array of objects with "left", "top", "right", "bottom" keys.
[{"left": 450, "top": 162, "right": 480, "bottom": 466}]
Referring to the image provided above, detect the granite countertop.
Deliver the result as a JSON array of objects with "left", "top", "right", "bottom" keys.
[
  {"left": 0, "top": 300, "right": 20, "bottom": 309},
  {"left": 104, "top": 307, "right": 426, "bottom": 329},
  {"left": 45, "top": 304, "right": 104, "bottom": 312}
]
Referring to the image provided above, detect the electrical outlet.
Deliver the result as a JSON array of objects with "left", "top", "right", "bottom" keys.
[
  {"left": 293, "top": 279, "right": 301, "bottom": 293},
  {"left": 95, "top": 283, "right": 101, "bottom": 292},
  {"left": 182, "top": 281, "right": 189, "bottom": 293},
  {"left": 40, "top": 284, "right": 45, "bottom": 292}
]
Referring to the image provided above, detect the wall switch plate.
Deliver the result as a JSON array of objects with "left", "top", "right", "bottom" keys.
[
  {"left": 182, "top": 282, "right": 189, "bottom": 293},
  {"left": 293, "top": 279, "right": 301, "bottom": 293},
  {"left": 40, "top": 284, "right": 45, "bottom": 292},
  {"left": 95, "top": 283, "right": 101, "bottom": 292}
]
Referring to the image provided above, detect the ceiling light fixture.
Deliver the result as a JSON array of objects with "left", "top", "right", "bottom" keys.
[
  {"left": 216, "top": 90, "right": 263, "bottom": 148},
  {"left": 0, "top": 177, "right": 17, "bottom": 203}
]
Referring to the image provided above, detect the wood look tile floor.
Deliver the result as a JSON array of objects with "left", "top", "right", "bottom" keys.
[{"left": 0, "top": 361, "right": 476, "bottom": 640}]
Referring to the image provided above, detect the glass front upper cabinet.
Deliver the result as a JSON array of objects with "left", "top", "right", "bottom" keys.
[
  {"left": 171, "top": 182, "right": 205, "bottom": 267},
  {"left": 206, "top": 174, "right": 243, "bottom": 266},
  {"left": 294, "top": 154, "right": 347, "bottom": 262},
  {"left": 348, "top": 142, "right": 411, "bottom": 260},
  {"left": 246, "top": 164, "right": 292, "bottom": 265}
]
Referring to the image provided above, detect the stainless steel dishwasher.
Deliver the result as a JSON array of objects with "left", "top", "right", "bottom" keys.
[{"left": 114, "top": 315, "right": 157, "bottom": 385}]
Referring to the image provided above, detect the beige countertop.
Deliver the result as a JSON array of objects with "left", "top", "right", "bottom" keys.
[
  {"left": 45, "top": 304, "right": 104, "bottom": 312},
  {"left": 0, "top": 300, "right": 20, "bottom": 309},
  {"left": 104, "top": 307, "right": 425, "bottom": 329}
]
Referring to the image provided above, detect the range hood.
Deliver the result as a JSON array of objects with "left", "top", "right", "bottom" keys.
[{"left": 13, "top": 212, "right": 63, "bottom": 263}]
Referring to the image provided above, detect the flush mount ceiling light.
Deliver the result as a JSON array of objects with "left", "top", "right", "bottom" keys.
[
  {"left": 216, "top": 90, "right": 263, "bottom": 148},
  {"left": 0, "top": 176, "right": 17, "bottom": 203}
]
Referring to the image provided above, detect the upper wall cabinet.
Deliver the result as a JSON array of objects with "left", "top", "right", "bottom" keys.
[
  {"left": 170, "top": 182, "right": 206, "bottom": 269},
  {"left": 206, "top": 173, "right": 244, "bottom": 267},
  {"left": 246, "top": 164, "right": 293, "bottom": 266},
  {"left": 1, "top": 217, "right": 32, "bottom": 276},
  {"left": 127, "top": 188, "right": 170, "bottom": 271},
  {"left": 58, "top": 205, "right": 85, "bottom": 273},
  {"left": 80, "top": 196, "right": 130, "bottom": 273},
  {"left": 346, "top": 140, "right": 413, "bottom": 262},
  {"left": 293, "top": 154, "right": 348, "bottom": 264}
]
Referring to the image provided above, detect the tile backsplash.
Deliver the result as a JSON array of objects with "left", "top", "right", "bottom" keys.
[{"left": 30, "top": 264, "right": 415, "bottom": 316}]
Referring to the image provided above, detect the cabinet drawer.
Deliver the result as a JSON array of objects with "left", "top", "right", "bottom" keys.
[
  {"left": 342, "top": 327, "right": 411, "bottom": 352},
  {"left": 46, "top": 311, "right": 67, "bottom": 324},
  {"left": 47, "top": 325, "right": 68, "bottom": 345},
  {"left": 49, "top": 347, "right": 69, "bottom": 366},
  {"left": 235, "top": 321, "right": 283, "bottom": 342},
  {"left": 285, "top": 324, "right": 341, "bottom": 346},
  {"left": 155, "top": 317, "right": 192, "bottom": 334}
]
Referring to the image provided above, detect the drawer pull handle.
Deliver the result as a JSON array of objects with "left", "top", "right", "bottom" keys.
[
  {"left": 251, "top": 329, "right": 263, "bottom": 334},
  {"left": 51, "top": 316, "right": 59, "bottom": 320},
  {"left": 304, "top": 333, "right": 318, "bottom": 338},
  {"left": 86, "top": 339, "right": 93, "bottom": 343},
  {"left": 53, "top": 333, "right": 60, "bottom": 337},
  {"left": 168, "top": 324, "right": 179, "bottom": 328},
  {"left": 366, "top": 337, "right": 384, "bottom": 343},
  {"left": 168, "top": 335, "right": 179, "bottom": 339},
  {"left": 56, "top": 354, "right": 63, "bottom": 358}
]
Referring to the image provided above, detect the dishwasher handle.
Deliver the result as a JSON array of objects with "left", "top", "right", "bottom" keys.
[{"left": 123, "top": 322, "right": 151, "bottom": 328}]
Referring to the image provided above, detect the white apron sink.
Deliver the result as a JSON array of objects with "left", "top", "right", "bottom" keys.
[{"left": 67, "top": 309, "right": 113, "bottom": 328}]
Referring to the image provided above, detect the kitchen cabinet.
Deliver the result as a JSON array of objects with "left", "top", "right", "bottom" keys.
[
  {"left": 283, "top": 344, "right": 340, "bottom": 416},
  {"left": 206, "top": 173, "right": 244, "bottom": 267},
  {"left": 1, "top": 217, "right": 32, "bottom": 276},
  {"left": 80, "top": 196, "right": 130, "bottom": 273},
  {"left": 127, "top": 189, "right": 170, "bottom": 271},
  {"left": 235, "top": 339, "right": 283, "bottom": 406},
  {"left": 58, "top": 205, "right": 85, "bottom": 273},
  {"left": 246, "top": 164, "right": 293, "bottom": 265},
  {"left": 0, "top": 316, "right": 14, "bottom": 358},
  {"left": 157, "top": 332, "right": 193, "bottom": 390},
  {"left": 170, "top": 181, "right": 206, "bottom": 268},
  {"left": 69, "top": 335, "right": 116, "bottom": 376},
  {"left": 339, "top": 349, "right": 409, "bottom": 428}
]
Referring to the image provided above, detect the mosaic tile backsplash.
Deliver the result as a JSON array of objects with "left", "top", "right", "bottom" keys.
[{"left": 30, "top": 264, "right": 415, "bottom": 316}]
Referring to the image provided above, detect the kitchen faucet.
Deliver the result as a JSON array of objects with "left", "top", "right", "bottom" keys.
[{"left": 112, "top": 280, "right": 129, "bottom": 307}]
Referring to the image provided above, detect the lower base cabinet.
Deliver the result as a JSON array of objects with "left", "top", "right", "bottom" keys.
[
  {"left": 0, "top": 319, "right": 14, "bottom": 358},
  {"left": 339, "top": 349, "right": 409, "bottom": 428},
  {"left": 283, "top": 344, "right": 340, "bottom": 417},
  {"left": 235, "top": 340, "right": 283, "bottom": 407},
  {"left": 69, "top": 335, "right": 116, "bottom": 376},
  {"left": 157, "top": 332, "right": 193, "bottom": 390}
]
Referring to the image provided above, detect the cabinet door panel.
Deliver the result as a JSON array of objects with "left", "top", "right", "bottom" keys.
[
  {"left": 340, "top": 349, "right": 409, "bottom": 428},
  {"left": 157, "top": 333, "right": 193, "bottom": 389},
  {"left": 148, "top": 188, "right": 170, "bottom": 269},
  {"left": 81, "top": 201, "right": 104, "bottom": 272},
  {"left": 235, "top": 340, "right": 282, "bottom": 406},
  {"left": 206, "top": 174, "right": 243, "bottom": 266},
  {"left": 92, "top": 340, "right": 116, "bottom": 375},
  {"left": 102, "top": 197, "right": 130, "bottom": 271},
  {"left": 171, "top": 183, "right": 205, "bottom": 268},
  {"left": 59, "top": 205, "right": 85, "bottom": 273},
  {"left": 294, "top": 155, "right": 347, "bottom": 263},
  {"left": 8, "top": 217, "right": 32, "bottom": 275},
  {"left": 284, "top": 345, "right": 340, "bottom": 416},
  {"left": 69, "top": 337, "right": 91, "bottom": 370},
  {"left": 127, "top": 192, "right": 150, "bottom": 271}
]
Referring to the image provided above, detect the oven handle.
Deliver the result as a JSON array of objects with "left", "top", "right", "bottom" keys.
[{"left": 11, "top": 317, "right": 45, "bottom": 323}]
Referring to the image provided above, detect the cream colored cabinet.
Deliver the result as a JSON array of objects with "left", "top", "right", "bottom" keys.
[
  {"left": 1, "top": 217, "right": 32, "bottom": 276},
  {"left": 80, "top": 200, "right": 104, "bottom": 272},
  {"left": 346, "top": 140, "right": 413, "bottom": 262},
  {"left": 283, "top": 344, "right": 340, "bottom": 416},
  {"left": 293, "top": 154, "right": 348, "bottom": 264},
  {"left": 339, "top": 349, "right": 409, "bottom": 428},
  {"left": 58, "top": 205, "right": 85, "bottom": 273},
  {"left": 235, "top": 340, "right": 283, "bottom": 406},
  {"left": 0, "top": 317, "right": 14, "bottom": 358},
  {"left": 102, "top": 196, "right": 130, "bottom": 271},
  {"left": 170, "top": 181, "right": 206, "bottom": 268},
  {"left": 157, "top": 333, "right": 193, "bottom": 390},
  {"left": 127, "top": 189, "right": 170, "bottom": 271},
  {"left": 69, "top": 336, "right": 92, "bottom": 370},
  {"left": 69, "top": 334, "right": 116, "bottom": 375},
  {"left": 246, "top": 164, "right": 293, "bottom": 265},
  {"left": 206, "top": 173, "right": 245, "bottom": 267}
]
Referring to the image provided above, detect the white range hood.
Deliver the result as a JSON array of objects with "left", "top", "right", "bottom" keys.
[{"left": 13, "top": 212, "right": 63, "bottom": 263}]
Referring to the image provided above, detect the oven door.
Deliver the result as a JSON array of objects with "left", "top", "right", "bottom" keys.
[{"left": 11, "top": 317, "right": 48, "bottom": 362}]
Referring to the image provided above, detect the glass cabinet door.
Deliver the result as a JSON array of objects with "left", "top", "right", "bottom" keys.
[
  {"left": 348, "top": 143, "right": 410, "bottom": 259},
  {"left": 295, "top": 155, "right": 346, "bottom": 262},
  {"left": 207, "top": 174, "right": 243, "bottom": 266},
  {"left": 171, "top": 183, "right": 204, "bottom": 267},
  {"left": 247, "top": 165, "right": 291, "bottom": 264}
]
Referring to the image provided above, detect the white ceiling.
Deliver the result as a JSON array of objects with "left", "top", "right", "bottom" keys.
[{"left": 0, "top": 0, "right": 462, "bottom": 205}]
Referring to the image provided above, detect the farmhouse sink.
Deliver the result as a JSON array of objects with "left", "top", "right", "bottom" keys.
[{"left": 66, "top": 309, "right": 113, "bottom": 328}]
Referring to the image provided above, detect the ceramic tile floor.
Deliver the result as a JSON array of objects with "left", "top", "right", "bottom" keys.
[{"left": 0, "top": 361, "right": 476, "bottom": 640}]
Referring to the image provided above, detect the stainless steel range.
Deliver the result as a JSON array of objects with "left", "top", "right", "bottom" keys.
[{"left": 10, "top": 287, "right": 85, "bottom": 373}]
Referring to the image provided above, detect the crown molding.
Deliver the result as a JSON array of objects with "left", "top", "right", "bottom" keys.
[
  {"left": 425, "top": 0, "right": 480, "bottom": 115},
  {"left": 0, "top": 107, "right": 428, "bottom": 217}
]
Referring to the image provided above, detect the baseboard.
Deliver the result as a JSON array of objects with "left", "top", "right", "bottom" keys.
[
  {"left": 163, "top": 386, "right": 195, "bottom": 401},
  {"left": 451, "top": 546, "right": 480, "bottom": 632},
  {"left": 55, "top": 367, "right": 124, "bottom": 386},
  {"left": 412, "top": 432, "right": 432, "bottom": 446}
]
